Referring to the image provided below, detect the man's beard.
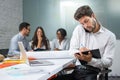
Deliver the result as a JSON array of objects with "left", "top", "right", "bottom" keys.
[
  {"left": 84, "top": 28, "right": 90, "bottom": 33},
  {"left": 26, "top": 33, "right": 29, "bottom": 36},
  {"left": 84, "top": 18, "right": 96, "bottom": 33}
]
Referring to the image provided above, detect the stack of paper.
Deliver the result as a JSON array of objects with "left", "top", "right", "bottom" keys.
[{"left": 27, "top": 51, "right": 73, "bottom": 59}]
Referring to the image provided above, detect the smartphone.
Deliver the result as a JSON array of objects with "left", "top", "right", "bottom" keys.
[
  {"left": 76, "top": 51, "right": 89, "bottom": 55},
  {"left": 76, "top": 53, "right": 80, "bottom": 55},
  {"left": 82, "top": 49, "right": 101, "bottom": 58},
  {"left": 81, "top": 50, "right": 89, "bottom": 55}
]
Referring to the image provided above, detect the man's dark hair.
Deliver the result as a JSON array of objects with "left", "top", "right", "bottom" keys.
[
  {"left": 74, "top": 5, "right": 93, "bottom": 20},
  {"left": 57, "top": 28, "right": 67, "bottom": 38},
  {"left": 19, "top": 22, "right": 30, "bottom": 31}
]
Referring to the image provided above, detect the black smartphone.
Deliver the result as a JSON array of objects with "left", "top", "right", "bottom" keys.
[
  {"left": 76, "top": 53, "right": 80, "bottom": 55},
  {"left": 76, "top": 51, "right": 89, "bottom": 55},
  {"left": 82, "top": 50, "right": 89, "bottom": 55},
  {"left": 82, "top": 49, "right": 101, "bottom": 58}
]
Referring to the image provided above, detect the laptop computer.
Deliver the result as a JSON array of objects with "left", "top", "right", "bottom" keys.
[{"left": 18, "top": 42, "right": 54, "bottom": 66}]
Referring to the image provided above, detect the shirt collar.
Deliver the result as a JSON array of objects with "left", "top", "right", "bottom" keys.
[
  {"left": 57, "top": 38, "right": 66, "bottom": 44},
  {"left": 95, "top": 24, "right": 104, "bottom": 34},
  {"left": 19, "top": 32, "right": 25, "bottom": 40}
]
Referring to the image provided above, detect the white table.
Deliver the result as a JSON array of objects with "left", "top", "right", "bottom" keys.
[{"left": 0, "top": 58, "right": 74, "bottom": 80}]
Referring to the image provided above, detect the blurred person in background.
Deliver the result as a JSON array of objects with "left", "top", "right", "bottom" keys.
[
  {"left": 8, "top": 22, "right": 32, "bottom": 57},
  {"left": 31, "top": 26, "right": 50, "bottom": 51},
  {"left": 51, "top": 28, "right": 70, "bottom": 51}
]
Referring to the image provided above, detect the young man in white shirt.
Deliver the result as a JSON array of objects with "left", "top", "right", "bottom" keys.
[{"left": 52, "top": 5, "right": 116, "bottom": 80}]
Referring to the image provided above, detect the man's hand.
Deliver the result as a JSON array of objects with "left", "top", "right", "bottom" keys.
[
  {"left": 74, "top": 47, "right": 92, "bottom": 62},
  {"left": 54, "top": 48, "right": 60, "bottom": 51},
  {"left": 0, "top": 54, "right": 4, "bottom": 61}
]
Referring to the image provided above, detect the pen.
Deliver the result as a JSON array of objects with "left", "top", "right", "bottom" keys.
[{"left": 80, "top": 44, "right": 85, "bottom": 48}]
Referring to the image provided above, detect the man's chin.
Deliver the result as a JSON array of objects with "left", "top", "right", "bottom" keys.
[
  {"left": 84, "top": 29, "right": 91, "bottom": 33},
  {"left": 26, "top": 34, "right": 29, "bottom": 36}
]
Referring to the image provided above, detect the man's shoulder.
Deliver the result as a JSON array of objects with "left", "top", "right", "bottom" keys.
[
  {"left": 73, "top": 24, "right": 85, "bottom": 35},
  {"left": 75, "top": 24, "right": 83, "bottom": 29},
  {"left": 11, "top": 33, "right": 20, "bottom": 41},
  {"left": 102, "top": 27, "right": 116, "bottom": 39}
]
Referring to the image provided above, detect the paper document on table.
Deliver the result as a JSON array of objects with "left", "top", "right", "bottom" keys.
[
  {"left": 1, "top": 64, "right": 47, "bottom": 77},
  {"left": 27, "top": 51, "right": 73, "bottom": 59},
  {"left": 29, "top": 60, "right": 54, "bottom": 66},
  {"left": 7, "top": 68, "right": 46, "bottom": 76}
]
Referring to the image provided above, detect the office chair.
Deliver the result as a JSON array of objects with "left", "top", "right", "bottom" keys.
[
  {"left": 97, "top": 68, "right": 112, "bottom": 80},
  {"left": 62, "top": 66, "right": 111, "bottom": 80},
  {"left": 0, "top": 49, "right": 9, "bottom": 58}
]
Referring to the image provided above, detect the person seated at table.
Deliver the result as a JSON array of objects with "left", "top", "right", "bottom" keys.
[
  {"left": 31, "top": 26, "right": 50, "bottom": 51},
  {"left": 52, "top": 5, "right": 116, "bottom": 80},
  {"left": 51, "top": 28, "right": 70, "bottom": 51},
  {"left": 0, "top": 54, "right": 4, "bottom": 61},
  {"left": 8, "top": 22, "right": 32, "bottom": 57}
]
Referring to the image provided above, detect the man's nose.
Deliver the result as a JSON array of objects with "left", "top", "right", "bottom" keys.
[{"left": 83, "top": 24, "right": 87, "bottom": 28}]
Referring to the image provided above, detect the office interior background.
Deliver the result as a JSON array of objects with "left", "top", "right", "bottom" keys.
[{"left": 0, "top": 0, "right": 120, "bottom": 77}]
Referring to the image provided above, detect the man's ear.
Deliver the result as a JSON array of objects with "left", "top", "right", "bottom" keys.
[
  {"left": 91, "top": 13, "right": 96, "bottom": 18},
  {"left": 23, "top": 28, "right": 26, "bottom": 32}
]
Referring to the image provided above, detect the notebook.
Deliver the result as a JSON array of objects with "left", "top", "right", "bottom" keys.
[
  {"left": 77, "top": 49, "right": 101, "bottom": 65},
  {"left": 81, "top": 49, "right": 101, "bottom": 58},
  {"left": 18, "top": 42, "right": 54, "bottom": 66}
]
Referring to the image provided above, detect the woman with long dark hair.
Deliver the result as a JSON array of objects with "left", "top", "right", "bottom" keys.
[{"left": 31, "top": 26, "right": 50, "bottom": 51}]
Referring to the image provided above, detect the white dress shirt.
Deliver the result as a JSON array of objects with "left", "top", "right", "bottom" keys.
[
  {"left": 51, "top": 38, "right": 70, "bottom": 50},
  {"left": 70, "top": 24, "right": 116, "bottom": 68}
]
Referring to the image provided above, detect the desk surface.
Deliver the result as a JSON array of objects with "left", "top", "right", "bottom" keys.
[{"left": 0, "top": 58, "right": 74, "bottom": 80}]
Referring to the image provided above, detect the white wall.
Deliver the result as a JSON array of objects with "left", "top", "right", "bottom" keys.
[
  {"left": 0, "top": 0, "right": 23, "bottom": 49},
  {"left": 110, "top": 40, "right": 120, "bottom": 76}
]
